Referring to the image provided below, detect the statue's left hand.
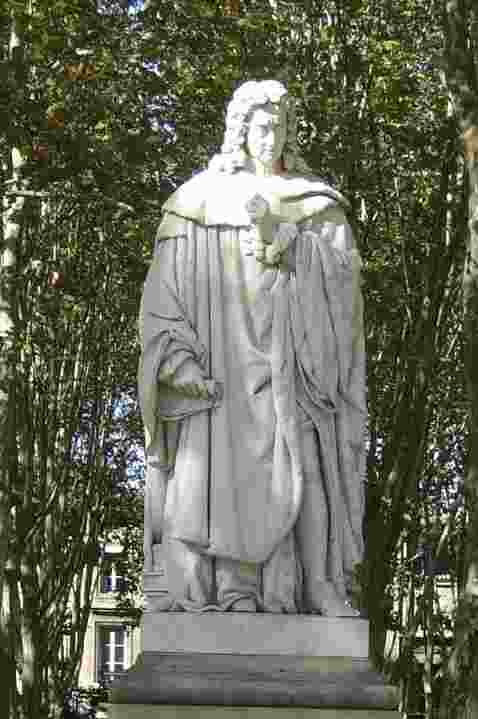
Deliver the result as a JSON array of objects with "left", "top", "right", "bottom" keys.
[{"left": 257, "top": 223, "right": 298, "bottom": 269}]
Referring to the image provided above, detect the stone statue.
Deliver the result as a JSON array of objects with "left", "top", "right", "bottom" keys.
[{"left": 138, "top": 80, "right": 366, "bottom": 616}]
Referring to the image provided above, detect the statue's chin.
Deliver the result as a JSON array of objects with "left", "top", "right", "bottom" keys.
[{"left": 245, "top": 156, "right": 283, "bottom": 177}]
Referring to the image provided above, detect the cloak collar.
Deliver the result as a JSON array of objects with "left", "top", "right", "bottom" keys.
[{"left": 157, "top": 169, "right": 349, "bottom": 240}]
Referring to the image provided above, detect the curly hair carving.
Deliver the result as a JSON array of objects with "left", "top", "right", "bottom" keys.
[{"left": 209, "top": 80, "right": 311, "bottom": 175}]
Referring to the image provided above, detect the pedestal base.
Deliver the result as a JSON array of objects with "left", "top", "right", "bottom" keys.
[
  {"left": 110, "top": 616, "right": 399, "bottom": 717},
  {"left": 110, "top": 706, "right": 399, "bottom": 718},
  {"left": 111, "top": 652, "right": 398, "bottom": 713}
]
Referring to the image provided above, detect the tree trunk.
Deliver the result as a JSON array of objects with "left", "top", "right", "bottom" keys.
[
  {"left": 443, "top": 1, "right": 478, "bottom": 715},
  {"left": 461, "top": 125, "right": 478, "bottom": 718},
  {"left": 0, "top": 8, "right": 26, "bottom": 714}
]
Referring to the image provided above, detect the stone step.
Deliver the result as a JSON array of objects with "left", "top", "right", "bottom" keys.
[
  {"left": 111, "top": 652, "right": 398, "bottom": 711},
  {"left": 110, "top": 706, "right": 400, "bottom": 718}
]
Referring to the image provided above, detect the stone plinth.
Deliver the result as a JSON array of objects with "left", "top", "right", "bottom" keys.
[
  {"left": 142, "top": 613, "right": 369, "bottom": 658},
  {"left": 110, "top": 706, "right": 398, "bottom": 718},
  {"left": 111, "top": 651, "right": 398, "bottom": 709},
  {"left": 110, "top": 615, "right": 399, "bottom": 717}
]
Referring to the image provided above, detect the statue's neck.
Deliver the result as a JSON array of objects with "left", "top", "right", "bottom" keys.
[{"left": 246, "top": 157, "right": 284, "bottom": 177}]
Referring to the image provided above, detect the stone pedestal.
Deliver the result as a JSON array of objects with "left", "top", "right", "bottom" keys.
[
  {"left": 110, "top": 613, "right": 399, "bottom": 718},
  {"left": 141, "top": 613, "right": 369, "bottom": 657},
  {"left": 110, "top": 709, "right": 397, "bottom": 719}
]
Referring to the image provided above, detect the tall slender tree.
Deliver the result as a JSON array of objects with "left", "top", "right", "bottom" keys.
[
  {"left": 442, "top": 1, "right": 478, "bottom": 716},
  {"left": 0, "top": 2, "right": 152, "bottom": 716},
  {"left": 1, "top": 8, "right": 29, "bottom": 716}
]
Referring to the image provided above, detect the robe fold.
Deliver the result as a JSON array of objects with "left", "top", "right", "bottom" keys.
[{"left": 139, "top": 169, "right": 366, "bottom": 587}]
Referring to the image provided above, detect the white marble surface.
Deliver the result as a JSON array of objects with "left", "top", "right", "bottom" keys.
[
  {"left": 139, "top": 80, "right": 366, "bottom": 615},
  {"left": 141, "top": 613, "right": 369, "bottom": 658}
]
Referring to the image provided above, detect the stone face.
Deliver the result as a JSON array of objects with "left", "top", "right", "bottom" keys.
[{"left": 141, "top": 614, "right": 369, "bottom": 658}]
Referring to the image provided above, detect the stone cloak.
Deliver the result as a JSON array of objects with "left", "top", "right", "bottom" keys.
[{"left": 138, "top": 169, "right": 365, "bottom": 583}]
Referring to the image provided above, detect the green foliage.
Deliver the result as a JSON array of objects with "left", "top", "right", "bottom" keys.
[{"left": 1, "top": 4, "right": 153, "bottom": 718}]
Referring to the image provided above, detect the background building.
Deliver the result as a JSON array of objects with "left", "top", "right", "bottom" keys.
[{"left": 78, "top": 541, "right": 141, "bottom": 687}]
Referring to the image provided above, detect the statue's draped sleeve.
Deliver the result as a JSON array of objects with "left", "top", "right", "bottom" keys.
[
  {"left": 138, "top": 228, "right": 219, "bottom": 472},
  {"left": 139, "top": 222, "right": 217, "bottom": 568},
  {"left": 289, "top": 205, "right": 366, "bottom": 581}
]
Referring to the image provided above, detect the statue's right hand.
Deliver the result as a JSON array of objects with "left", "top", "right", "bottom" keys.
[
  {"left": 160, "top": 357, "right": 223, "bottom": 403},
  {"left": 254, "top": 239, "right": 267, "bottom": 263},
  {"left": 179, "top": 379, "right": 223, "bottom": 402}
]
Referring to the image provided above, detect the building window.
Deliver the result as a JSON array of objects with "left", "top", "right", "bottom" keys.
[
  {"left": 415, "top": 544, "right": 450, "bottom": 578},
  {"left": 100, "top": 558, "right": 127, "bottom": 593},
  {"left": 96, "top": 625, "right": 129, "bottom": 685}
]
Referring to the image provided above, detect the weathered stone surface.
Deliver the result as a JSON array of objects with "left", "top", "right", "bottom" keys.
[
  {"left": 139, "top": 79, "right": 366, "bottom": 617},
  {"left": 111, "top": 653, "right": 398, "bottom": 710},
  {"left": 142, "top": 614, "right": 369, "bottom": 658},
  {"left": 110, "top": 706, "right": 400, "bottom": 718},
  {"left": 121, "top": 77, "right": 396, "bottom": 719}
]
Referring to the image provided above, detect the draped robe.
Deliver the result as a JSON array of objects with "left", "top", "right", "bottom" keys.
[{"left": 138, "top": 169, "right": 366, "bottom": 601}]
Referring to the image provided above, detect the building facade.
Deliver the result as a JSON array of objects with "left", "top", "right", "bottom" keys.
[{"left": 78, "top": 542, "right": 142, "bottom": 687}]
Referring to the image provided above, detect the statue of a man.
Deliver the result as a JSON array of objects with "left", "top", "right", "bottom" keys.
[{"left": 138, "top": 80, "right": 366, "bottom": 615}]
